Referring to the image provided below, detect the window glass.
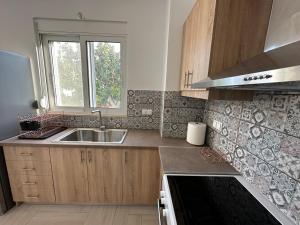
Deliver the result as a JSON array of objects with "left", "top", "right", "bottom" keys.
[
  {"left": 49, "top": 41, "right": 84, "bottom": 107},
  {"left": 87, "top": 41, "right": 121, "bottom": 109}
]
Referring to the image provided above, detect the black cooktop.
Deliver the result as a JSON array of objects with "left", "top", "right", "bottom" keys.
[{"left": 167, "top": 176, "right": 281, "bottom": 225}]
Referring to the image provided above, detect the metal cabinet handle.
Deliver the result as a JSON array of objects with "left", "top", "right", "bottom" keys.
[
  {"left": 88, "top": 151, "right": 92, "bottom": 163},
  {"left": 21, "top": 168, "right": 35, "bottom": 171},
  {"left": 23, "top": 182, "right": 37, "bottom": 185},
  {"left": 125, "top": 151, "right": 128, "bottom": 163},
  {"left": 18, "top": 152, "right": 33, "bottom": 156},
  {"left": 188, "top": 71, "right": 193, "bottom": 88},
  {"left": 184, "top": 72, "right": 187, "bottom": 88},
  {"left": 80, "top": 150, "right": 85, "bottom": 163},
  {"left": 25, "top": 195, "right": 39, "bottom": 199}
]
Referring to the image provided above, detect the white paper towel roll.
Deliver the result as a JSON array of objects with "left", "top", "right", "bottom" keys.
[{"left": 186, "top": 122, "right": 207, "bottom": 146}]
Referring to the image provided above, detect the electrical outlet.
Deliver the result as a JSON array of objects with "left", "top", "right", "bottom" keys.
[
  {"left": 142, "top": 109, "right": 153, "bottom": 116},
  {"left": 213, "top": 120, "right": 222, "bottom": 132}
]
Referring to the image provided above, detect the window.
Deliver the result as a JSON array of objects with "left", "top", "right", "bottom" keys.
[{"left": 42, "top": 35, "right": 126, "bottom": 115}]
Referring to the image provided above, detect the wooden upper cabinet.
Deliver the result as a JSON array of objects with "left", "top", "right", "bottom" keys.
[
  {"left": 50, "top": 147, "right": 89, "bottom": 203},
  {"left": 180, "top": 0, "right": 273, "bottom": 99},
  {"left": 87, "top": 148, "right": 123, "bottom": 203}
]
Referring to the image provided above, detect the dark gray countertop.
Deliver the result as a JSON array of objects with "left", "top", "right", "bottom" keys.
[
  {"left": 159, "top": 146, "right": 239, "bottom": 175},
  {"left": 0, "top": 129, "right": 195, "bottom": 149}
]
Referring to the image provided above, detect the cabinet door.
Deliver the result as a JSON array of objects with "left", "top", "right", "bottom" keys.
[
  {"left": 87, "top": 148, "right": 123, "bottom": 203},
  {"left": 50, "top": 147, "right": 89, "bottom": 203},
  {"left": 180, "top": 15, "right": 193, "bottom": 91},
  {"left": 123, "top": 149, "right": 160, "bottom": 205},
  {"left": 192, "top": 0, "right": 216, "bottom": 84}
]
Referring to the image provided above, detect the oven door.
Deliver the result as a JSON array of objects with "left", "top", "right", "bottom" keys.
[{"left": 157, "top": 199, "right": 167, "bottom": 225}]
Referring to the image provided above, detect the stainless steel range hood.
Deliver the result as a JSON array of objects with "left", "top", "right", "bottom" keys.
[{"left": 192, "top": 41, "right": 300, "bottom": 91}]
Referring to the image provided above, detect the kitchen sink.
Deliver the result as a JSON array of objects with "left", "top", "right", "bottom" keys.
[{"left": 55, "top": 128, "right": 127, "bottom": 144}]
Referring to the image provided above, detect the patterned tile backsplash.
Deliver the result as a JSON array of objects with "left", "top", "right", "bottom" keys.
[
  {"left": 48, "top": 90, "right": 206, "bottom": 137},
  {"left": 161, "top": 91, "right": 206, "bottom": 138},
  {"left": 204, "top": 92, "right": 300, "bottom": 224}
]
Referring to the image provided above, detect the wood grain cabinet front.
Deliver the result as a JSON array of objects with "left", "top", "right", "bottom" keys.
[
  {"left": 87, "top": 148, "right": 123, "bottom": 203},
  {"left": 180, "top": 0, "right": 273, "bottom": 100},
  {"left": 4, "top": 145, "right": 161, "bottom": 205},
  {"left": 3, "top": 146, "right": 55, "bottom": 203},
  {"left": 123, "top": 149, "right": 160, "bottom": 205},
  {"left": 50, "top": 147, "right": 89, "bottom": 203}
]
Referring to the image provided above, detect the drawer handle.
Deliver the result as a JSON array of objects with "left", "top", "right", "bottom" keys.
[
  {"left": 18, "top": 152, "right": 33, "bottom": 156},
  {"left": 25, "top": 195, "right": 39, "bottom": 199},
  {"left": 21, "top": 168, "right": 35, "bottom": 171},
  {"left": 23, "top": 182, "right": 37, "bottom": 185}
]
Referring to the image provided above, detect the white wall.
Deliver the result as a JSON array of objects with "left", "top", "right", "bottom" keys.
[
  {"left": 265, "top": 0, "right": 300, "bottom": 51},
  {"left": 163, "top": 0, "right": 196, "bottom": 91},
  {"left": 0, "top": 0, "right": 169, "bottom": 96}
]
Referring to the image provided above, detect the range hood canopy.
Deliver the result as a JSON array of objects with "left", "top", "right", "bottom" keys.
[{"left": 192, "top": 41, "right": 300, "bottom": 91}]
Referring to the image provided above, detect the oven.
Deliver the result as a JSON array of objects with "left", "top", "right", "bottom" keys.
[{"left": 158, "top": 174, "right": 295, "bottom": 225}]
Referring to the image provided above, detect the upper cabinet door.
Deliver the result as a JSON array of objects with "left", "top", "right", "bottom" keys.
[
  {"left": 87, "top": 148, "right": 123, "bottom": 203},
  {"left": 180, "top": 0, "right": 272, "bottom": 100},
  {"left": 209, "top": 0, "right": 273, "bottom": 78},
  {"left": 123, "top": 149, "right": 160, "bottom": 205},
  {"left": 50, "top": 147, "right": 89, "bottom": 203}
]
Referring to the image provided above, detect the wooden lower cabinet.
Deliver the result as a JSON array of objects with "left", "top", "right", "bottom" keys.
[
  {"left": 5, "top": 145, "right": 160, "bottom": 205},
  {"left": 123, "top": 149, "right": 160, "bottom": 205},
  {"left": 87, "top": 148, "right": 123, "bottom": 203},
  {"left": 4, "top": 146, "right": 55, "bottom": 203},
  {"left": 50, "top": 147, "right": 89, "bottom": 203}
]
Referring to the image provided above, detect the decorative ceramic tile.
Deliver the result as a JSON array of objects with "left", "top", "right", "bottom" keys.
[
  {"left": 251, "top": 108, "right": 268, "bottom": 126},
  {"left": 288, "top": 95, "right": 300, "bottom": 117},
  {"left": 253, "top": 160, "right": 274, "bottom": 195},
  {"left": 280, "top": 135, "right": 300, "bottom": 158},
  {"left": 241, "top": 101, "right": 255, "bottom": 122},
  {"left": 266, "top": 110, "right": 287, "bottom": 132},
  {"left": 224, "top": 101, "right": 242, "bottom": 119},
  {"left": 221, "top": 116, "right": 239, "bottom": 142},
  {"left": 287, "top": 183, "right": 300, "bottom": 224},
  {"left": 245, "top": 125, "right": 264, "bottom": 156},
  {"left": 285, "top": 114, "right": 300, "bottom": 138},
  {"left": 253, "top": 93, "right": 271, "bottom": 109},
  {"left": 271, "top": 95, "right": 289, "bottom": 112},
  {"left": 237, "top": 121, "right": 252, "bottom": 148},
  {"left": 259, "top": 129, "right": 283, "bottom": 164},
  {"left": 276, "top": 151, "right": 300, "bottom": 181},
  {"left": 233, "top": 147, "right": 258, "bottom": 183},
  {"left": 268, "top": 169, "right": 297, "bottom": 212}
]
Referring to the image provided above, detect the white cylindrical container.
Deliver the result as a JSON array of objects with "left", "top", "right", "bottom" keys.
[{"left": 186, "top": 122, "right": 207, "bottom": 146}]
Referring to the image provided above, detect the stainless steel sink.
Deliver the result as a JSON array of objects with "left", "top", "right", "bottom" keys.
[{"left": 55, "top": 128, "right": 127, "bottom": 144}]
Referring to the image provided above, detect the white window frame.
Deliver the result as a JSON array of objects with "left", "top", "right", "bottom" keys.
[{"left": 42, "top": 34, "right": 127, "bottom": 116}]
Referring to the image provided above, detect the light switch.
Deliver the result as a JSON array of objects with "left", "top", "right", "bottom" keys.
[
  {"left": 213, "top": 120, "right": 222, "bottom": 132},
  {"left": 142, "top": 109, "right": 153, "bottom": 116}
]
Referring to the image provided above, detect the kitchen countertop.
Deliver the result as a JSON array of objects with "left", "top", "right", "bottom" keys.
[
  {"left": 0, "top": 128, "right": 195, "bottom": 149},
  {"left": 159, "top": 146, "right": 239, "bottom": 175}
]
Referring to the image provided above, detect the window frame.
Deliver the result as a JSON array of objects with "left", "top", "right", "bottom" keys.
[{"left": 42, "top": 34, "right": 127, "bottom": 115}]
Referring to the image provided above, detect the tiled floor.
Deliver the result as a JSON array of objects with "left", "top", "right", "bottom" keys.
[{"left": 0, "top": 204, "right": 158, "bottom": 225}]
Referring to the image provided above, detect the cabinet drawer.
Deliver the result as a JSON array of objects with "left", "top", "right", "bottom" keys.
[
  {"left": 9, "top": 175, "right": 54, "bottom": 190},
  {"left": 4, "top": 146, "right": 50, "bottom": 161},
  {"left": 6, "top": 161, "right": 52, "bottom": 175},
  {"left": 11, "top": 185, "right": 55, "bottom": 203}
]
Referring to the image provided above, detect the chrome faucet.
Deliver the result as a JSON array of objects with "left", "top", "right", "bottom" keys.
[{"left": 91, "top": 109, "right": 105, "bottom": 131}]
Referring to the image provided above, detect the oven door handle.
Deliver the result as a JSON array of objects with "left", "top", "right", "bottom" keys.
[{"left": 157, "top": 198, "right": 164, "bottom": 225}]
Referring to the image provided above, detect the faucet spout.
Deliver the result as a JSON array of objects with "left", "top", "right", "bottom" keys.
[{"left": 91, "top": 109, "right": 105, "bottom": 131}]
